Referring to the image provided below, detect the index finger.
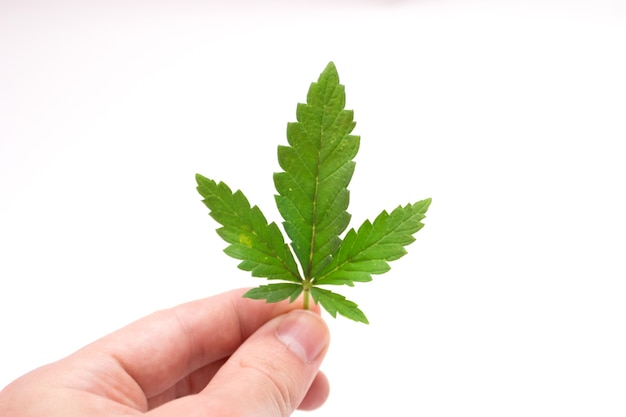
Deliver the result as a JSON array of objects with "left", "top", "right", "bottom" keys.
[{"left": 77, "top": 288, "right": 316, "bottom": 398}]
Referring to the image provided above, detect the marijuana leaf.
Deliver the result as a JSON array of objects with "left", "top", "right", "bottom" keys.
[
  {"left": 274, "top": 62, "right": 358, "bottom": 281},
  {"left": 315, "top": 200, "right": 432, "bottom": 286},
  {"left": 196, "top": 62, "right": 430, "bottom": 323},
  {"left": 195, "top": 177, "right": 301, "bottom": 282}
]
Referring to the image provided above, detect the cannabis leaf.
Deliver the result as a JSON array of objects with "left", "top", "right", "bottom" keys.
[{"left": 196, "top": 62, "right": 431, "bottom": 323}]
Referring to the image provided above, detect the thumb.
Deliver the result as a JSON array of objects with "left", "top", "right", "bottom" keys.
[{"left": 150, "top": 309, "right": 330, "bottom": 417}]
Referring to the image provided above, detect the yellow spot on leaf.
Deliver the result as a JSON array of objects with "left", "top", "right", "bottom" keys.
[{"left": 239, "top": 234, "right": 253, "bottom": 248}]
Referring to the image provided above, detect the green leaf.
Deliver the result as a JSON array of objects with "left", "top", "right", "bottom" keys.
[
  {"left": 315, "top": 199, "right": 432, "bottom": 285},
  {"left": 274, "top": 62, "right": 360, "bottom": 279},
  {"left": 310, "top": 287, "right": 369, "bottom": 323},
  {"left": 243, "top": 283, "right": 303, "bottom": 303},
  {"left": 196, "top": 62, "right": 431, "bottom": 324},
  {"left": 196, "top": 174, "right": 301, "bottom": 282}
]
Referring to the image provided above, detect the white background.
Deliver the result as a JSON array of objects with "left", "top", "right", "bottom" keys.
[{"left": 1, "top": 1, "right": 625, "bottom": 415}]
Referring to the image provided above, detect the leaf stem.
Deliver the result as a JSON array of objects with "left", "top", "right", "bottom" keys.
[
  {"left": 302, "top": 280, "right": 313, "bottom": 310},
  {"left": 303, "top": 289, "right": 310, "bottom": 310}
]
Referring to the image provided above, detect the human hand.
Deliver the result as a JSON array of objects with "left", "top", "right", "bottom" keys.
[{"left": 0, "top": 288, "right": 331, "bottom": 416}]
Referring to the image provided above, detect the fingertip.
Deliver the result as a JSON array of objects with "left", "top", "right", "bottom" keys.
[
  {"left": 276, "top": 309, "right": 330, "bottom": 364},
  {"left": 298, "top": 371, "right": 330, "bottom": 411},
  {"left": 190, "top": 309, "right": 330, "bottom": 417}
]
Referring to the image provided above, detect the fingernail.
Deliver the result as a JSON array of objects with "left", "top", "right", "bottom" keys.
[{"left": 277, "top": 310, "right": 329, "bottom": 364}]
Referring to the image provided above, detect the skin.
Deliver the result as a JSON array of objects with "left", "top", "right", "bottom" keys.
[{"left": 0, "top": 288, "right": 331, "bottom": 417}]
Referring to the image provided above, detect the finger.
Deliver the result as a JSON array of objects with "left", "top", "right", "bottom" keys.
[
  {"left": 78, "top": 288, "right": 319, "bottom": 399},
  {"left": 148, "top": 366, "right": 329, "bottom": 411},
  {"left": 298, "top": 371, "right": 330, "bottom": 411},
  {"left": 148, "top": 309, "right": 330, "bottom": 417},
  {"left": 146, "top": 358, "right": 226, "bottom": 409}
]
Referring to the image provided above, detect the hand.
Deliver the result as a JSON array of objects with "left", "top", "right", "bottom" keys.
[{"left": 0, "top": 288, "right": 331, "bottom": 416}]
